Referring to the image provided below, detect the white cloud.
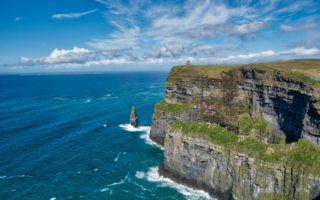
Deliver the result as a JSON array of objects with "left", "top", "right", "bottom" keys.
[
  {"left": 16, "top": 45, "right": 320, "bottom": 69},
  {"left": 145, "top": 44, "right": 239, "bottom": 59},
  {"left": 87, "top": 26, "right": 140, "bottom": 50},
  {"left": 52, "top": 9, "right": 97, "bottom": 20},
  {"left": 235, "top": 22, "right": 266, "bottom": 34},
  {"left": 279, "top": 23, "right": 319, "bottom": 32},
  {"left": 20, "top": 46, "right": 135, "bottom": 68},
  {"left": 279, "top": 24, "right": 295, "bottom": 32},
  {"left": 5, "top": 0, "right": 320, "bottom": 71},
  {"left": 21, "top": 47, "right": 92, "bottom": 64},
  {"left": 280, "top": 47, "right": 320, "bottom": 55}
]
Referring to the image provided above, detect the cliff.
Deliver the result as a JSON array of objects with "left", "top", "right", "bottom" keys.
[{"left": 150, "top": 59, "right": 320, "bottom": 199}]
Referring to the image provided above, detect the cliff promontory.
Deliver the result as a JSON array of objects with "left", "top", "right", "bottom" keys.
[{"left": 150, "top": 59, "right": 320, "bottom": 199}]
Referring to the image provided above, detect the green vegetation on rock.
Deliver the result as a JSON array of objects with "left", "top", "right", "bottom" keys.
[
  {"left": 168, "top": 59, "right": 320, "bottom": 87},
  {"left": 155, "top": 100, "right": 189, "bottom": 113},
  {"left": 239, "top": 114, "right": 270, "bottom": 136},
  {"left": 170, "top": 121, "right": 320, "bottom": 175}
]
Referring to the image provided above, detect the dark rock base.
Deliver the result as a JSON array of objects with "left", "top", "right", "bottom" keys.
[{"left": 158, "top": 164, "right": 233, "bottom": 200}]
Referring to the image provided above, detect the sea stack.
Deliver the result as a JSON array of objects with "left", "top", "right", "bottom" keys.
[{"left": 130, "top": 106, "right": 138, "bottom": 127}]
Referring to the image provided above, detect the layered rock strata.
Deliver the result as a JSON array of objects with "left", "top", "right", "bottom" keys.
[{"left": 150, "top": 60, "right": 320, "bottom": 199}]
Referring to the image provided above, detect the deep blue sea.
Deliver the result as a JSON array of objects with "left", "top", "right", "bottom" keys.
[{"left": 0, "top": 73, "right": 211, "bottom": 200}]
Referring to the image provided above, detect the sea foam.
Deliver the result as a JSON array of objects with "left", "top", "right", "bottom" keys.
[
  {"left": 119, "top": 124, "right": 163, "bottom": 150},
  {"left": 136, "top": 167, "right": 213, "bottom": 200}
]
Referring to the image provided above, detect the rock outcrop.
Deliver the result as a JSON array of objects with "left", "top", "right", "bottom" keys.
[
  {"left": 150, "top": 60, "right": 320, "bottom": 199},
  {"left": 130, "top": 106, "right": 138, "bottom": 127}
]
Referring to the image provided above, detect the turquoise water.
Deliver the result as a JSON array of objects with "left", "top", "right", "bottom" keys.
[{"left": 0, "top": 73, "right": 211, "bottom": 200}]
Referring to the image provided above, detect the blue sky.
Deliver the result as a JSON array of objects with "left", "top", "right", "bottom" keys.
[{"left": 0, "top": 0, "right": 320, "bottom": 73}]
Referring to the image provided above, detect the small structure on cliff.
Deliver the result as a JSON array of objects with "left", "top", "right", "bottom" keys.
[{"left": 130, "top": 106, "right": 138, "bottom": 127}]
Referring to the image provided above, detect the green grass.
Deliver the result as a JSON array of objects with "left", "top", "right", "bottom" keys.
[
  {"left": 170, "top": 121, "right": 239, "bottom": 148},
  {"left": 239, "top": 115, "right": 269, "bottom": 136},
  {"left": 155, "top": 100, "right": 189, "bottom": 113},
  {"left": 168, "top": 59, "right": 320, "bottom": 88},
  {"left": 170, "top": 121, "right": 320, "bottom": 175}
]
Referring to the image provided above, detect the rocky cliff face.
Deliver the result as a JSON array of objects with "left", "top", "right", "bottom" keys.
[
  {"left": 165, "top": 66, "right": 320, "bottom": 145},
  {"left": 163, "top": 130, "right": 320, "bottom": 200},
  {"left": 150, "top": 60, "right": 320, "bottom": 199}
]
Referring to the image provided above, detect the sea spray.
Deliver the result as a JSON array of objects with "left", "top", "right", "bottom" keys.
[
  {"left": 135, "top": 167, "right": 213, "bottom": 200},
  {"left": 119, "top": 124, "right": 164, "bottom": 150}
]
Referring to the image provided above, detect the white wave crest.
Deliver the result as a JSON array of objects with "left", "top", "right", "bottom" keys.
[
  {"left": 119, "top": 124, "right": 150, "bottom": 132},
  {"left": 139, "top": 131, "right": 164, "bottom": 150},
  {"left": 100, "top": 179, "right": 126, "bottom": 192},
  {"left": 119, "top": 124, "right": 164, "bottom": 150},
  {"left": 144, "top": 167, "right": 213, "bottom": 200},
  {"left": 114, "top": 152, "right": 121, "bottom": 162},
  {"left": 135, "top": 171, "right": 145, "bottom": 179}
]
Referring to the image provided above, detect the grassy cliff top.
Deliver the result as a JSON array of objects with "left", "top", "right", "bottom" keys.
[
  {"left": 169, "top": 59, "right": 320, "bottom": 87},
  {"left": 170, "top": 121, "right": 320, "bottom": 175}
]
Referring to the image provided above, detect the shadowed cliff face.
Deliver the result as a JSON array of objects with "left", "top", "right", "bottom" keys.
[
  {"left": 238, "top": 68, "right": 320, "bottom": 144},
  {"left": 272, "top": 91, "right": 308, "bottom": 142}
]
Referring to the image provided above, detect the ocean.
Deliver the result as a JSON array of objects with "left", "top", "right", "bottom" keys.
[{"left": 0, "top": 73, "right": 212, "bottom": 200}]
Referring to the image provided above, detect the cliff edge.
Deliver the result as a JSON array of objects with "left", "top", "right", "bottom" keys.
[{"left": 150, "top": 59, "right": 320, "bottom": 199}]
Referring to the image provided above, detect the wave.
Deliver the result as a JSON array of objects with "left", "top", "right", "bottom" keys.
[
  {"left": 53, "top": 97, "right": 67, "bottom": 100},
  {"left": 136, "top": 167, "right": 213, "bottom": 200},
  {"left": 119, "top": 124, "right": 163, "bottom": 150},
  {"left": 100, "top": 176, "right": 128, "bottom": 192},
  {"left": 1, "top": 174, "right": 27, "bottom": 180},
  {"left": 139, "top": 131, "right": 164, "bottom": 150},
  {"left": 119, "top": 124, "right": 151, "bottom": 132}
]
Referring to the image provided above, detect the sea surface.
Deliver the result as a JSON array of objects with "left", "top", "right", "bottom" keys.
[{"left": 0, "top": 73, "right": 212, "bottom": 200}]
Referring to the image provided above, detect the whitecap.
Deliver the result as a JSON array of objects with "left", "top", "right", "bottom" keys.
[
  {"left": 100, "top": 188, "right": 109, "bottom": 192},
  {"left": 139, "top": 130, "right": 164, "bottom": 150},
  {"left": 114, "top": 152, "right": 121, "bottom": 162},
  {"left": 119, "top": 124, "right": 163, "bottom": 150},
  {"left": 103, "top": 124, "right": 107, "bottom": 127},
  {"left": 53, "top": 97, "right": 66, "bottom": 100},
  {"left": 93, "top": 168, "right": 98, "bottom": 172},
  {"left": 0, "top": 175, "right": 7, "bottom": 179},
  {"left": 135, "top": 171, "right": 145, "bottom": 179},
  {"left": 108, "top": 179, "right": 125, "bottom": 187},
  {"left": 49, "top": 197, "right": 56, "bottom": 200},
  {"left": 145, "top": 167, "right": 213, "bottom": 200},
  {"left": 119, "top": 124, "right": 151, "bottom": 132},
  {"left": 100, "top": 179, "right": 126, "bottom": 192}
]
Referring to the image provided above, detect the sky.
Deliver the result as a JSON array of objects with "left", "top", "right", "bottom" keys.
[{"left": 0, "top": 0, "right": 320, "bottom": 73}]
